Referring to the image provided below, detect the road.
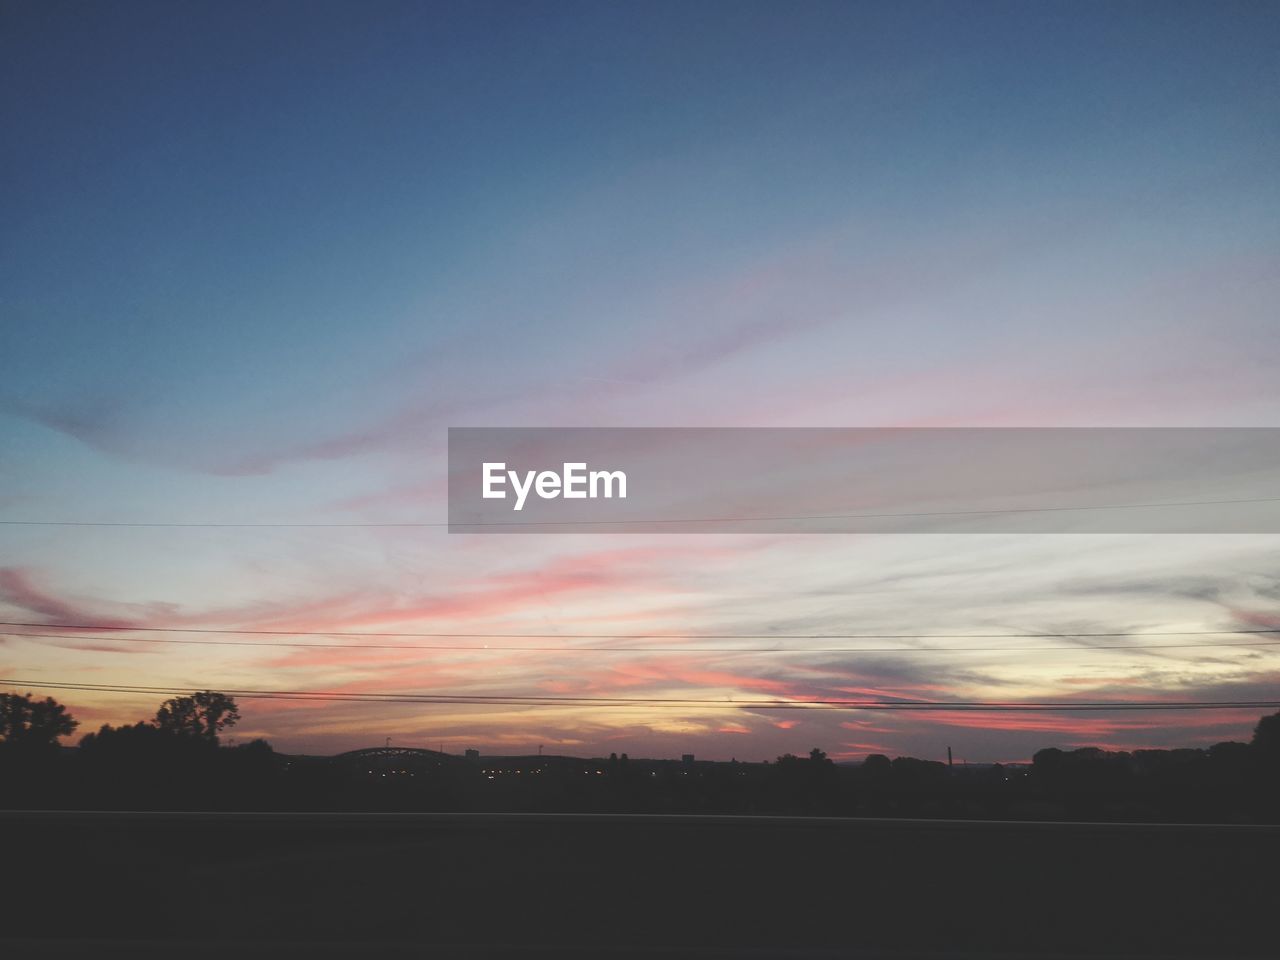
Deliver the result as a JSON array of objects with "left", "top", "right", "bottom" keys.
[{"left": 2, "top": 811, "right": 1274, "bottom": 957}]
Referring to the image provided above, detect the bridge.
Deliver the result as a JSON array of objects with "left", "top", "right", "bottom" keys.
[
  {"left": 336, "top": 746, "right": 454, "bottom": 762},
  {"left": 333, "top": 746, "right": 465, "bottom": 772}
]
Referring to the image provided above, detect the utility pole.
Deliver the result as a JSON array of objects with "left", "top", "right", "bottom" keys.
[{"left": 947, "top": 746, "right": 953, "bottom": 769}]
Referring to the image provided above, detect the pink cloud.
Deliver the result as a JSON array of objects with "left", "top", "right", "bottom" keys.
[{"left": 0, "top": 567, "right": 137, "bottom": 628}]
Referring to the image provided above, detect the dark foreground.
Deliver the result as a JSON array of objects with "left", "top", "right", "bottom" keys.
[{"left": 2, "top": 811, "right": 1275, "bottom": 958}]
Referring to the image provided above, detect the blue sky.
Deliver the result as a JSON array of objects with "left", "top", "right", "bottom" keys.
[{"left": 2, "top": 1, "right": 1278, "bottom": 758}]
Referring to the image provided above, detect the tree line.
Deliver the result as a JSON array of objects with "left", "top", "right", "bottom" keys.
[
  {"left": 1, "top": 689, "right": 242, "bottom": 747},
  {"left": 2, "top": 691, "right": 1279, "bottom": 821}
]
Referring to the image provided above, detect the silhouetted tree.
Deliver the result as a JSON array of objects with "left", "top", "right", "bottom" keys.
[
  {"left": 80, "top": 721, "right": 179, "bottom": 755},
  {"left": 0, "top": 692, "right": 77, "bottom": 749},
  {"left": 1032, "top": 747, "right": 1064, "bottom": 770},
  {"left": 1251, "top": 711, "right": 1280, "bottom": 761},
  {"left": 862, "top": 754, "right": 892, "bottom": 776},
  {"left": 154, "top": 691, "right": 241, "bottom": 742}
]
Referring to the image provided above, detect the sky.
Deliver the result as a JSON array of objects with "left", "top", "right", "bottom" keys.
[{"left": 2, "top": 0, "right": 1279, "bottom": 761}]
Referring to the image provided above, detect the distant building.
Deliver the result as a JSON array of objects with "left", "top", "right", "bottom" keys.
[
  {"left": 682, "top": 754, "right": 695, "bottom": 765},
  {"left": 464, "top": 749, "right": 480, "bottom": 760}
]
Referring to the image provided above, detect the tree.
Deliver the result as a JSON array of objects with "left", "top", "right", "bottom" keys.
[
  {"left": 862, "top": 754, "right": 892, "bottom": 776},
  {"left": 80, "top": 721, "right": 172, "bottom": 755},
  {"left": 1251, "top": 710, "right": 1280, "bottom": 760},
  {"left": 776, "top": 748, "right": 836, "bottom": 770},
  {"left": 153, "top": 691, "right": 241, "bottom": 742},
  {"left": 0, "top": 692, "right": 78, "bottom": 748}
]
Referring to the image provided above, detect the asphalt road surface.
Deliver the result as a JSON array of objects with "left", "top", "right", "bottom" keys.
[{"left": 2, "top": 811, "right": 1275, "bottom": 958}]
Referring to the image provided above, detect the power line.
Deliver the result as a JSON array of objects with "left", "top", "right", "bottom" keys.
[
  {"left": 2, "top": 620, "right": 1277, "bottom": 640},
  {"left": 3, "top": 678, "right": 1277, "bottom": 712},
  {"left": 6, "top": 629, "right": 1280, "bottom": 655},
  {"left": 1, "top": 494, "right": 1278, "bottom": 528}
]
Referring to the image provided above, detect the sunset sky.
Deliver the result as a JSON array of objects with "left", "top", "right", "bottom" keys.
[{"left": 2, "top": 1, "right": 1278, "bottom": 761}]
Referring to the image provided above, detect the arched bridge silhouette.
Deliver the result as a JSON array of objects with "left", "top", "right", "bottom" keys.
[
  {"left": 335, "top": 747, "right": 465, "bottom": 772},
  {"left": 337, "top": 747, "right": 452, "bottom": 762}
]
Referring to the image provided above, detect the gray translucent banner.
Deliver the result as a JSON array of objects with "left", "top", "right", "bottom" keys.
[{"left": 447, "top": 428, "right": 1280, "bottom": 533}]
